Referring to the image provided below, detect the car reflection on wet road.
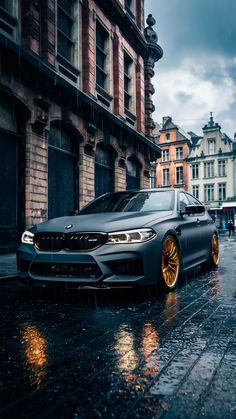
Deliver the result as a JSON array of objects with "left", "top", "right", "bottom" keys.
[{"left": 0, "top": 236, "right": 236, "bottom": 419}]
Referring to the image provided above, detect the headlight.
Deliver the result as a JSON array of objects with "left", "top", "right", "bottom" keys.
[
  {"left": 21, "top": 231, "right": 34, "bottom": 244},
  {"left": 107, "top": 228, "right": 155, "bottom": 244}
]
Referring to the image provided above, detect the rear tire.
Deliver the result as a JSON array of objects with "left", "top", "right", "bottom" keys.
[
  {"left": 159, "top": 235, "right": 180, "bottom": 291},
  {"left": 208, "top": 233, "right": 219, "bottom": 268},
  {"left": 202, "top": 233, "right": 219, "bottom": 271}
]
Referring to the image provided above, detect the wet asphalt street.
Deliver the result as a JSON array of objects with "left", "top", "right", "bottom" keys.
[{"left": 0, "top": 236, "right": 236, "bottom": 419}]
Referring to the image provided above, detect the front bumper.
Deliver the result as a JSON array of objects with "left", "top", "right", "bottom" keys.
[{"left": 17, "top": 238, "right": 161, "bottom": 288}]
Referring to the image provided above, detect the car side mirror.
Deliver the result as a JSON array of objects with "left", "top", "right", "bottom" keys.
[{"left": 180, "top": 204, "right": 205, "bottom": 215}]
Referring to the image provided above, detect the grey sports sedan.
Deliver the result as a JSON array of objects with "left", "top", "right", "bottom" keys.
[{"left": 17, "top": 188, "right": 219, "bottom": 291}]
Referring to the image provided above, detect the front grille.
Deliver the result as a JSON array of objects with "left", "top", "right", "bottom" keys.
[
  {"left": 108, "top": 260, "right": 144, "bottom": 276},
  {"left": 33, "top": 232, "right": 107, "bottom": 252},
  {"left": 30, "top": 262, "right": 102, "bottom": 279}
]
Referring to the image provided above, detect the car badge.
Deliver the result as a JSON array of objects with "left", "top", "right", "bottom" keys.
[{"left": 65, "top": 224, "right": 73, "bottom": 230}]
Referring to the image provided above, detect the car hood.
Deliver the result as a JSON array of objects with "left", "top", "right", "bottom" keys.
[{"left": 34, "top": 211, "right": 173, "bottom": 233}]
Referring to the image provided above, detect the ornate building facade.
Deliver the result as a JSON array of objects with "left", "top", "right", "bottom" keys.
[
  {"left": 0, "top": 0, "right": 163, "bottom": 251},
  {"left": 188, "top": 113, "right": 236, "bottom": 228},
  {"left": 155, "top": 116, "right": 192, "bottom": 190}
]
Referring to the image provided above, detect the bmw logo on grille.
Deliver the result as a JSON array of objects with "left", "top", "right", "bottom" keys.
[{"left": 65, "top": 224, "right": 73, "bottom": 230}]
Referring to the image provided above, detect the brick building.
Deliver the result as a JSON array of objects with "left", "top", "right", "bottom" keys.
[
  {"left": 0, "top": 0, "right": 163, "bottom": 252},
  {"left": 155, "top": 116, "right": 191, "bottom": 190}
]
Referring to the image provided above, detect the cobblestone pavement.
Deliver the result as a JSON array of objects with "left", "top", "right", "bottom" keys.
[{"left": 0, "top": 236, "right": 236, "bottom": 419}]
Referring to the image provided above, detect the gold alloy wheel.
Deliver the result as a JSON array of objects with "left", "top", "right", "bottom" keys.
[
  {"left": 211, "top": 234, "right": 219, "bottom": 266},
  {"left": 161, "top": 236, "right": 179, "bottom": 289}
]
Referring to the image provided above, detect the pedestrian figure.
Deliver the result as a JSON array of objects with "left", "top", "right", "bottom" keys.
[{"left": 228, "top": 220, "right": 234, "bottom": 238}]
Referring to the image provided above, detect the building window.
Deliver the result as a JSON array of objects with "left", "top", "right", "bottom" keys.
[
  {"left": 165, "top": 133, "right": 170, "bottom": 142},
  {"left": 125, "top": 0, "right": 135, "bottom": 18},
  {"left": 57, "top": 0, "right": 74, "bottom": 62},
  {"left": 218, "top": 160, "right": 226, "bottom": 176},
  {"left": 176, "top": 147, "right": 183, "bottom": 160},
  {"left": 95, "top": 144, "right": 115, "bottom": 197},
  {"left": 162, "top": 149, "right": 169, "bottom": 162},
  {"left": 163, "top": 168, "right": 169, "bottom": 186},
  {"left": 204, "top": 161, "right": 214, "bottom": 178},
  {"left": 126, "top": 157, "right": 141, "bottom": 190},
  {"left": 218, "top": 183, "right": 226, "bottom": 201},
  {"left": 48, "top": 125, "right": 79, "bottom": 219},
  {"left": 192, "top": 163, "right": 199, "bottom": 179},
  {"left": 192, "top": 185, "right": 199, "bottom": 199},
  {"left": 124, "top": 52, "right": 133, "bottom": 111},
  {"left": 0, "top": 0, "right": 17, "bottom": 40},
  {"left": 149, "top": 163, "right": 156, "bottom": 188},
  {"left": 96, "top": 21, "right": 109, "bottom": 91},
  {"left": 0, "top": 0, "right": 12, "bottom": 13},
  {"left": 208, "top": 138, "right": 216, "bottom": 154},
  {"left": 176, "top": 166, "right": 183, "bottom": 184},
  {"left": 204, "top": 184, "right": 214, "bottom": 202}
]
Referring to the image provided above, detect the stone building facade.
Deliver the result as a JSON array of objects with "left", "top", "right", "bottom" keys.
[{"left": 0, "top": 0, "right": 163, "bottom": 251}]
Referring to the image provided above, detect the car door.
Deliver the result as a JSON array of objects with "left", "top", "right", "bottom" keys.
[
  {"left": 186, "top": 193, "right": 212, "bottom": 260},
  {"left": 177, "top": 192, "right": 204, "bottom": 267}
]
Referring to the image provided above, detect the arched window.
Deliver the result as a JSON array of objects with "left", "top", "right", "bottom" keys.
[
  {"left": 48, "top": 125, "right": 79, "bottom": 218},
  {"left": 95, "top": 143, "right": 115, "bottom": 197},
  {"left": 126, "top": 157, "right": 141, "bottom": 190}
]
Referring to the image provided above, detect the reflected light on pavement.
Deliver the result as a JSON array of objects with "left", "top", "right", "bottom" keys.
[
  {"left": 141, "top": 322, "right": 160, "bottom": 377},
  {"left": 20, "top": 324, "right": 48, "bottom": 387},
  {"left": 113, "top": 325, "right": 138, "bottom": 382},
  {"left": 163, "top": 292, "right": 180, "bottom": 327},
  {"left": 113, "top": 321, "right": 160, "bottom": 384}
]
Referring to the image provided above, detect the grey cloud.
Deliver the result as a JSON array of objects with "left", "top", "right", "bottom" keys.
[{"left": 145, "top": 0, "right": 236, "bottom": 65}]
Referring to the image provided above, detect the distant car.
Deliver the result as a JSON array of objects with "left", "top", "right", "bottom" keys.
[{"left": 17, "top": 188, "right": 219, "bottom": 291}]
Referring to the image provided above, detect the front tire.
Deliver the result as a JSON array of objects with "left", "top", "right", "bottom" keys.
[{"left": 160, "top": 235, "right": 180, "bottom": 291}]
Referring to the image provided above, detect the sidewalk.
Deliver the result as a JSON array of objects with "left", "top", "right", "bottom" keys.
[{"left": 0, "top": 252, "right": 18, "bottom": 280}]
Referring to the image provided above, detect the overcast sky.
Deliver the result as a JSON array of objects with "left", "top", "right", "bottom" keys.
[{"left": 145, "top": 0, "right": 236, "bottom": 138}]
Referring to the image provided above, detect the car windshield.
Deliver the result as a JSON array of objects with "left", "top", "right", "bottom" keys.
[{"left": 79, "top": 190, "right": 174, "bottom": 214}]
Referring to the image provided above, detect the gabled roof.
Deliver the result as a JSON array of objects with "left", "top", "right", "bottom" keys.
[
  {"left": 159, "top": 116, "right": 191, "bottom": 142},
  {"left": 159, "top": 116, "right": 177, "bottom": 131}
]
